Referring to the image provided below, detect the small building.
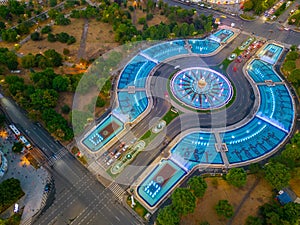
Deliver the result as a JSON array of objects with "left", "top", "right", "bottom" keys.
[{"left": 277, "top": 188, "right": 300, "bottom": 205}]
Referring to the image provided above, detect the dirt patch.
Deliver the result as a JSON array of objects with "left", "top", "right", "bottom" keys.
[
  {"left": 295, "top": 58, "right": 300, "bottom": 69},
  {"left": 180, "top": 175, "right": 273, "bottom": 225},
  {"left": 19, "top": 18, "right": 85, "bottom": 62},
  {"left": 85, "top": 20, "right": 119, "bottom": 60},
  {"left": 290, "top": 167, "right": 300, "bottom": 196}
]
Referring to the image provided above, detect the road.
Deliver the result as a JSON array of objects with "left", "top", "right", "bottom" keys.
[
  {"left": 165, "top": 0, "right": 300, "bottom": 46},
  {"left": 0, "top": 93, "right": 141, "bottom": 225}
]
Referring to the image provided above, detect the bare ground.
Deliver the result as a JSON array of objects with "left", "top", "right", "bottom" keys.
[{"left": 180, "top": 175, "right": 273, "bottom": 225}]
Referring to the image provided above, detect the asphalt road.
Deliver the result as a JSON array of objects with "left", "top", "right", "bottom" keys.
[
  {"left": 0, "top": 93, "right": 141, "bottom": 225},
  {"left": 165, "top": 0, "right": 300, "bottom": 46}
]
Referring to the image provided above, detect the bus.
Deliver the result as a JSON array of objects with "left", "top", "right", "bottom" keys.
[
  {"left": 19, "top": 136, "right": 32, "bottom": 149},
  {"left": 9, "top": 124, "right": 21, "bottom": 136}
]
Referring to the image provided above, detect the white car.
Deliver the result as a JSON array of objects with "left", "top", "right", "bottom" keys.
[
  {"left": 200, "top": 3, "right": 204, "bottom": 7},
  {"left": 107, "top": 158, "right": 113, "bottom": 166},
  {"left": 114, "top": 152, "right": 121, "bottom": 159}
]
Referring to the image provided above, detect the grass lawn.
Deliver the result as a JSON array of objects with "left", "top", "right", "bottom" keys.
[
  {"left": 162, "top": 109, "right": 179, "bottom": 125},
  {"left": 126, "top": 195, "right": 148, "bottom": 218},
  {"left": 180, "top": 175, "right": 273, "bottom": 225}
]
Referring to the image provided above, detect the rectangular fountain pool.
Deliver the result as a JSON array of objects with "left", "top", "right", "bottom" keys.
[
  {"left": 82, "top": 114, "right": 124, "bottom": 152},
  {"left": 258, "top": 43, "right": 283, "bottom": 65},
  {"left": 137, "top": 159, "right": 186, "bottom": 207}
]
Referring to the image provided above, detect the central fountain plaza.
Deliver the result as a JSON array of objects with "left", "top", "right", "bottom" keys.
[{"left": 171, "top": 67, "right": 233, "bottom": 110}]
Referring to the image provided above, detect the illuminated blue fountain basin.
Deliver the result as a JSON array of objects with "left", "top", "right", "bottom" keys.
[{"left": 171, "top": 67, "right": 233, "bottom": 110}]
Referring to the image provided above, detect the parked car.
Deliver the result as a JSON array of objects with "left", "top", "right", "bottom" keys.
[{"left": 114, "top": 152, "right": 121, "bottom": 159}]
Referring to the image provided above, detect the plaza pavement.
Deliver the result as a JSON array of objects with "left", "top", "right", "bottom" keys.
[{"left": 0, "top": 126, "right": 50, "bottom": 225}]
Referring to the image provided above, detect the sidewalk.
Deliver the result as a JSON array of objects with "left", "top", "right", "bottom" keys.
[{"left": 0, "top": 126, "right": 50, "bottom": 224}]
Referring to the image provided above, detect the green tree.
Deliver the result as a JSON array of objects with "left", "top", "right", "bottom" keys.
[
  {"left": 286, "top": 51, "right": 299, "bottom": 61},
  {"left": 0, "top": 178, "right": 24, "bottom": 212},
  {"left": 243, "top": 0, "right": 254, "bottom": 11},
  {"left": 156, "top": 205, "right": 180, "bottom": 225},
  {"left": 55, "top": 14, "right": 71, "bottom": 25},
  {"left": 41, "top": 25, "right": 52, "bottom": 34},
  {"left": 199, "top": 222, "right": 210, "bottom": 225},
  {"left": 21, "top": 54, "right": 36, "bottom": 68},
  {"left": 171, "top": 188, "right": 196, "bottom": 215},
  {"left": 30, "top": 89, "right": 59, "bottom": 109},
  {"left": 282, "top": 202, "right": 300, "bottom": 224},
  {"left": 30, "top": 31, "right": 40, "bottom": 41},
  {"left": 47, "top": 33, "right": 57, "bottom": 42},
  {"left": 282, "top": 60, "right": 296, "bottom": 74},
  {"left": 96, "top": 96, "right": 106, "bottom": 107},
  {"left": 226, "top": 168, "right": 247, "bottom": 188},
  {"left": 56, "top": 32, "right": 70, "bottom": 43},
  {"left": 52, "top": 76, "right": 69, "bottom": 91},
  {"left": 49, "top": 0, "right": 57, "bottom": 7},
  {"left": 61, "top": 104, "right": 70, "bottom": 114},
  {"left": 215, "top": 200, "right": 234, "bottom": 219},
  {"left": 44, "top": 49, "right": 62, "bottom": 67},
  {"left": 187, "top": 176, "right": 207, "bottom": 198},
  {"left": 264, "top": 162, "right": 291, "bottom": 190},
  {"left": 0, "top": 114, "right": 5, "bottom": 127},
  {"left": 1, "top": 29, "right": 18, "bottom": 42},
  {"left": 12, "top": 142, "right": 24, "bottom": 153},
  {"left": 245, "top": 216, "right": 263, "bottom": 225}
]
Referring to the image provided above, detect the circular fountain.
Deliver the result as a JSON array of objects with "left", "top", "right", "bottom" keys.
[{"left": 170, "top": 67, "right": 233, "bottom": 110}]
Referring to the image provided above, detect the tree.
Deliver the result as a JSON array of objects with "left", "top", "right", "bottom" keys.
[
  {"left": 245, "top": 216, "right": 263, "bottom": 225},
  {"left": 0, "top": 114, "right": 5, "bottom": 127},
  {"left": 30, "top": 31, "right": 40, "bottom": 41},
  {"left": 282, "top": 60, "right": 296, "bottom": 74},
  {"left": 215, "top": 200, "right": 234, "bottom": 219},
  {"left": 49, "top": 0, "right": 57, "bottom": 7},
  {"left": 171, "top": 188, "right": 196, "bottom": 215},
  {"left": 156, "top": 205, "right": 180, "bottom": 225},
  {"left": 187, "top": 176, "right": 207, "bottom": 198},
  {"left": 96, "top": 96, "right": 106, "bottom": 107},
  {"left": 61, "top": 104, "right": 70, "bottom": 114},
  {"left": 21, "top": 54, "right": 35, "bottom": 68},
  {"left": 243, "top": 0, "right": 254, "bottom": 11},
  {"left": 286, "top": 51, "right": 299, "bottom": 61},
  {"left": 41, "top": 25, "right": 52, "bottom": 34},
  {"left": 264, "top": 162, "right": 291, "bottom": 190},
  {"left": 199, "top": 222, "right": 210, "bottom": 225},
  {"left": 226, "top": 168, "right": 247, "bottom": 188},
  {"left": 44, "top": 49, "right": 62, "bottom": 67},
  {"left": 30, "top": 89, "right": 59, "bottom": 109},
  {"left": 56, "top": 32, "right": 70, "bottom": 43},
  {"left": 12, "top": 142, "right": 24, "bottom": 153},
  {"left": 282, "top": 202, "right": 300, "bottom": 224},
  {"left": 47, "top": 33, "right": 57, "bottom": 42},
  {"left": 55, "top": 14, "right": 71, "bottom": 25},
  {"left": 1, "top": 29, "right": 18, "bottom": 42},
  {"left": 52, "top": 76, "right": 69, "bottom": 91},
  {"left": 0, "top": 178, "right": 24, "bottom": 212}
]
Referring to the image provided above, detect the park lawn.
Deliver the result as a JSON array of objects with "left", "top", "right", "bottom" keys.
[
  {"left": 18, "top": 18, "right": 85, "bottom": 62},
  {"left": 180, "top": 175, "right": 273, "bottom": 225}
]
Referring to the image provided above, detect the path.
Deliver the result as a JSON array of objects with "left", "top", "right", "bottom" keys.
[
  {"left": 77, "top": 18, "right": 89, "bottom": 62},
  {"left": 226, "top": 177, "right": 261, "bottom": 225}
]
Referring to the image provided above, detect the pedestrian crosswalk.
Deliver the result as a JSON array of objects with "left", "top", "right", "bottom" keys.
[
  {"left": 21, "top": 217, "right": 32, "bottom": 225},
  {"left": 47, "top": 148, "right": 68, "bottom": 166},
  {"left": 107, "top": 182, "right": 125, "bottom": 202}
]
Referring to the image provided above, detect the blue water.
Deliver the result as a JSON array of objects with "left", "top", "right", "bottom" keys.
[
  {"left": 257, "top": 85, "right": 294, "bottom": 132},
  {"left": 171, "top": 68, "right": 232, "bottom": 110},
  {"left": 118, "top": 55, "right": 156, "bottom": 89},
  {"left": 211, "top": 29, "right": 234, "bottom": 43},
  {"left": 116, "top": 91, "right": 148, "bottom": 122},
  {"left": 82, "top": 115, "right": 124, "bottom": 152},
  {"left": 170, "top": 132, "right": 223, "bottom": 171},
  {"left": 137, "top": 159, "right": 186, "bottom": 207},
  {"left": 189, "top": 39, "right": 220, "bottom": 54},
  {"left": 142, "top": 40, "right": 188, "bottom": 62},
  {"left": 259, "top": 43, "right": 283, "bottom": 65},
  {"left": 220, "top": 117, "right": 286, "bottom": 164},
  {"left": 247, "top": 59, "right": 282, "bottom": 83}
]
